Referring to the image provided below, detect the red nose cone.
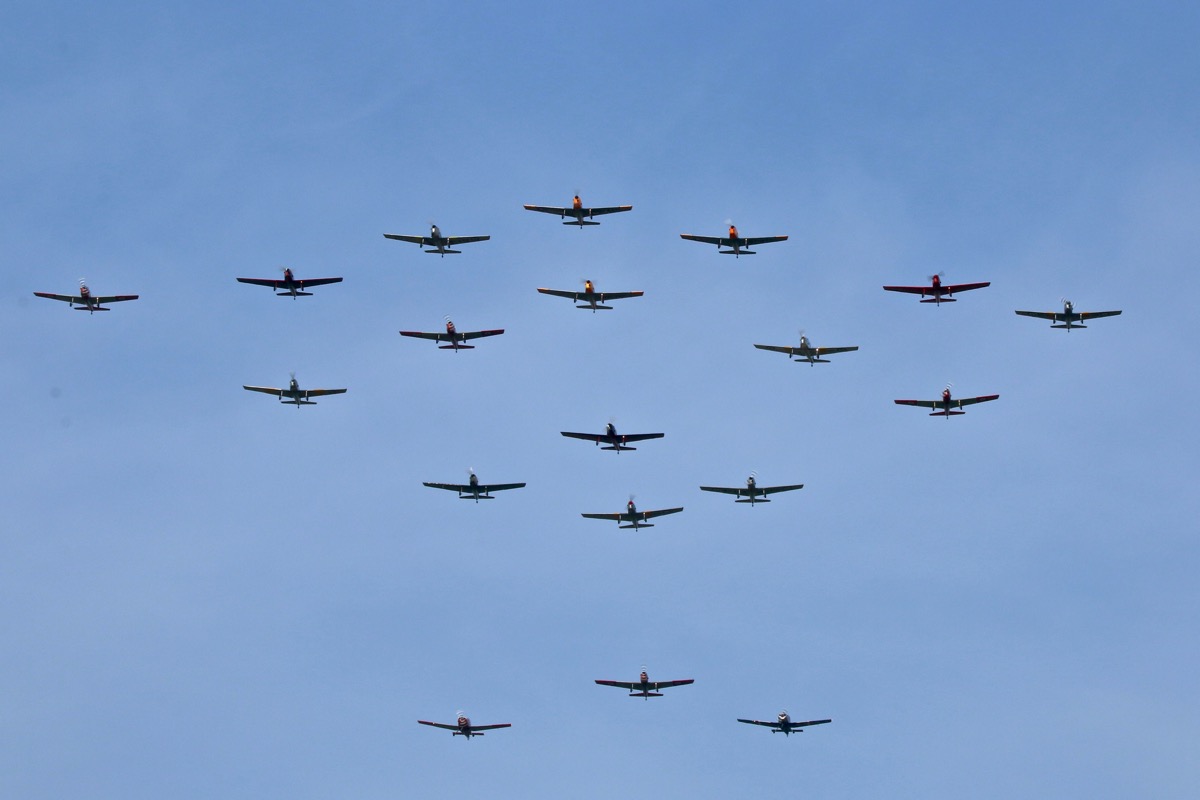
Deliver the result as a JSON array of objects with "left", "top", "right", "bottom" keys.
[
  {"left": 458, "top": 716, "right": 469, "bottom": 726},
  {"left": 729, "top": 225, "right": 738, "bottom": 238},
  {"left": 640, "top": 671, "right": 648, "bottom": 682}
]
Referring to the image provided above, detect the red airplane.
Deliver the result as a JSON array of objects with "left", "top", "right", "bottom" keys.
[
  {"left": 34, "top": 281, "right": 138, "bottom": 314},
  {"left": 595, "top": 670, "right": 694, "bottom": 699},
  {"left": 418, "top": 713, "right": 511, "bottom": 739},
  {"left": 581, "top": 498, "right": 683, "bottom": 530},
  {"left": 895, "top": 386, "right": 999, "bottom": 418},
  {"left": 737, "top": 710, "right": 832, "bottom": 736},
  {"left": 236, "top": 267, "right": 342, "bottom": 298},
  {"left": 883, "top": 273, "right": 990, "bottom": 304},
  {"left": 680, "top": 224, "right": 788, "bottom": 257},
  {"left": 523, "top": 195, "right": 632, "bottom": 227},
  {"left": 399, "top": 319, "right": 504, "bottom": 351}
]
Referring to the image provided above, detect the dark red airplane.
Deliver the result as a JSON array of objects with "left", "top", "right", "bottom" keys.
[
  {"left": 34, "top": 281, "right": 138, "bottom": 314},
  {"left": 883, "top": 273, "right": 990, "bottom": 304},
  {"left": 417, "top": 713, "right": 511, "bottom": 739},
  {"left": 399, "top": 319, "right": 504, "bottom": 351},
  {"left": 895, "top": 386, "right": 999, "bottom": 418}
]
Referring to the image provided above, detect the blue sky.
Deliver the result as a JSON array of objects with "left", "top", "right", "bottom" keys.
[{"left": 2, "top": 2, "right": 1198, "bottom": 797}]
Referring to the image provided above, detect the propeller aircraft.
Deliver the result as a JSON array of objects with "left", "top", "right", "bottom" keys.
[
  {"left": 383, "top": 224, "right": 490, "bottom": 256},
  {"left": 581, "top": 498, "right": 683, "bottom": 530},
  {"left": 236, "top": 268, "right": 342, "bottom": 298},
  {"left": 242, "top": 374, "right": 347, "bottom": 408},
  {"left": 417, "top": 714, "right": 511, "bottom": 739},
  {"left": 34, "top": 281, "right": 138, "bottom": 314},
  {"left": 699, "top": 475, "right": 804, "bottom": 505},
  {"left": 680, "top": 224, "right": 787, "bottom": 257},
  {"left": 400, "top": 319, "right": 504, "bottom": 351},
  {"left": 560, "top": 422, "right": 664, "bottom": 452},
  {"left": 595, "top": 670, "right": 694, "bottom": 699},
  {"left": 537, "top": 280, "right": 643, "bottom": 312},
  {"left": 523, "top": 195, "right": 632, "bottom": 226},
  {"left": 1015, "top": 299, "right": 1122, "bottom": 330},
  {"left": 737, "top": 710, "right": 831, "bottom": 736},
  {"left": 754, "top": 333, "right": 859, "bottom": 366},
  {"left": 883, "top": 273, "right": 990, "bottom": 304},
  {"left": 895, "top": 386, "right": 999, "bottom": 418},
  {"left": 423, "top": 470, "right": 526, "bottom": 502}
]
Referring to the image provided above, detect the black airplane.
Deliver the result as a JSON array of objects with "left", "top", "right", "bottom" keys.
[
  {"left": 894, "top": 386, "right": 999, "bottom": 418},
  {"left": 1014, "top": 299, "right": 1122, "bottom": 330},
  {"left": 754, "top": 333, "right": 858, "bottom": 366},
  {"left": 699, "top": 475, "right": 804, "bottom": 505},
  {"left": 560, "top": 422, "right": 663, "bottom": 453},
  {"left": 34, "top": 281, "right": 138, "bottom": 314},
  {"left": 537, "top": 280, "right": 643, "bottom": 312},
  {"left": 400, "top": 319, "right": 504, "bottom": 351},
  {"left": 523, "top": 195, "right": 632, "bottom": 227},
  {"left": 243, "top": 374, "right": 346, "bottom": 408},
  {"left": 418, "top": 713, "right": 510, "bottom": 739},
  {"left": 383, "top": 224, "right": 489, "bottom": 256},
  {"left": 581, "top": 499, "right": 683, "bottom": 530},
  {"left": 737, "top": 710, "right": 831, "bottom": 736},
  {"left": 423, "top": 470, "right": 526, "bottom": 502},
  {"left": 595, "top": 670, "right": 694, "bottom": 699},
  {"left": 236, "top": 267, "right": 342, "bottom": 298},
  {"left": 680, "top": 224, "right": 787, "bottom": 257}
]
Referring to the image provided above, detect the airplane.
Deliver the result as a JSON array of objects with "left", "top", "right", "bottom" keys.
[
  {"left": 581, "top": 498, "right": 683, "bottom": 530},
  {"left": 523, "top": 195, "right": 632, "bottom": 227},
  {"left": 1015, "top": 299, "right": 1122, "bottom": 330},
  {"left": 883, "top": 273, "right": 990, "bottom": 304},
  {"left": 537, "top": 280, "right": 643, "bottom": 312},
  {"left": 699, "top": 475, "right": 804, "bottom": 505},
  {"left": 894, "top": 386, "right": 999, "bottom": 418},
  {"left": 399, "top": 319, "right": 504, "bottom": 351},
  {"left": 423, "top": 470, "right": 526, "bottom": 502},
  {"left": 594, "top": 669, "right": 694, "bottom": 700},
  {"left": 236, "top": 268, "right": 342, "bottom": 298},
  {"left": 417, "top": 714, "right": 511, "bottom": 739},
  {"left": 737, "top": 710, "right": 831, "bottom": 736},
  {"left": 560, "top": 422, "right": 664, "bottom": 453},
  {"left": 243, "top": 374, "right": 347, "bottom": 408},
  {"left": 679, "top": 224, "right": 787, "bottom": 257},
  {"left": 383, "top": 224, "right": 490, "bottom": 256},
  {"left": 34, "top": 281, "right": 138, "bottom": 314},
  {"left": 754, "top": 333, "right": 859, "bottom": 366}
]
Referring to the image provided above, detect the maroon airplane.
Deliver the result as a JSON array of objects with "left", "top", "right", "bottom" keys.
[
  {"left": 523, "top": 195, "right": 632, "bottom": 227},
  {"left": 895, "top": 386, "right": 999, "bottom": 418},
  {"left": 581, "top": 498, "right": 683, "bottom": 530},
  {"left": 400, "top": 319, "right": 504, "bottom": 351},
  {"left": 418, "top": 713, "right": 511, "bottom": 739},
  {"left": 595, "top": 670, "right": 694, "bottom": 699},
  {"left": 680, "top": 224, "right": 788, "bottom": 257},
  {"left": 236, "top": 267, "right": 342, "bottom": 298},
  {"left": 737, "top": 710, "right": 832, "bottom": 736},
  {"left": 560, "top": 422, "right": 663, "bottom": 453},
  {"left": 34, "top": 281, "right": 138, "bottom": 314},
  {"left": 883, "top": 273, "right": 990, "bottom": 304}
]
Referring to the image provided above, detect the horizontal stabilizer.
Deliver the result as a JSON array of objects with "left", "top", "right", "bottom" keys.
[
  {"left": 619, "top": 522, "right": 653, "bottom": 528},
  {"left": 920, "top": 297, "right": 955, "bottom": 303},
  {"left": 1051, "top": 323, "right": 1084, "bottom": 329},
  {"left": 601, "top": 445, "right": 635, "bottom": 451},
  {"left": 930, "top": 410, "right": 965, "bottom": 416},
  {"left": 632, "top": 692, "right": 663, "bottom": 697},
  {"left": 567, "top": 220, "right": 601, "bottom": 225},
  {"left": 798, "top": 358, "right": 830, "bottom": 364},
  {"left": 459, "top": 495, "right": 493, "bottom": 500},
  {"left": 719, "top": 249, "right": 755, "bottom": 255},
  {"left": 286, "top": 400, "right": 318, "bottom": 405},
  {"left": 75, "top": 306, "right": 108, "bottom": 311},
  {"left": 277, "top": 291, "right": 313, "bottom": 296},
  {"left": 578, "top": 304, "right": 613, "bottom": 310},
  {"left": 426, "top": 249, "right": 460, "bottom": 254},
  {"left": 439, "top": 344, "right": 474, "bottom": 349},
  {"left": 735, "top": 497, "right": 769, "bottom": 503}
]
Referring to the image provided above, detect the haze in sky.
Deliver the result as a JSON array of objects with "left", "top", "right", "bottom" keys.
[{"left": 2, "top": 3, "right": 1198, "bottom": 798}]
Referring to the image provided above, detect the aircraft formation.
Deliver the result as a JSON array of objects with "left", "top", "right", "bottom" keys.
[{"left": 33, "top": 192, "right": 1123, "bottom": 745}]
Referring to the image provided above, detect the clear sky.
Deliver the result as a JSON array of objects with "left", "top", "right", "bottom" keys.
[{"left": 2, "top": 2, "right": 1198, "bottom": 797}]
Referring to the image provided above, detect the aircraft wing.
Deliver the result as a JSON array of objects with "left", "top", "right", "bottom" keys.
[
  {"left": 737, "top": 718, "right": 782, "bottom": 728},
  {"left": 955, "top": 394, "right": 999, "bottom": 407},
  {"left": 1014, "top": 310, "right": 1059, "bottom": 321},
  {"left": 303, "top": 388, "right": 347, "bottom": 398},
  {"left": 562, "top": 431, "right": 606, "bottom": 443},
  {"left": 537, "top": 288, "right": 580, "bottom": 300},
  {"left": 446, "top": 235, "right": 490, "bottom": 245},
  {"left": 789, "top": 719, "right": 833, "bottom": 728},
  {"left": 524, "top": 205, "right": 569, "bottom": 215},
  {"left": 399, "top": 331, "right": 446, "bottom": 341},
  {"left": 423, "top": 482, "right": 469, "bottom": 492},
  {"left": 243, "top": 385, "right": 283, "bottom": 396},
  {"left": 743, "top": 235, "right": 788, "bottom": 246},
  {"left": 581, "top": 512, "right": 623, "bottom": 521},
  {"left": 458, "top": 329, "right": 504, "bottom": 341},
  {"left": 894, "top": 399, "right": 940, "bottom": 409},
  {"left": 93, "top": 295, "right": 138, "bottom": 304},
  {"left": 583, "top": 205, "right": 632, "bottom": 216},
  {"left": 1080, "top": 310, "right": 1122, "bottom": 321},
  {"left": 477, "top": 482, "right": 526, "bottom": 493},
  {"left": 944, "top": 281, "right": 990, "bottom": 293},
  {"left": 641, "top": 507, "right": 683, "bottom": 520},
  {"left": 816, "top": 346, "right": 858, "bottom": 356},
  {"left": 651, "top": 679, "right": 694, "bottom": 690},
  {"left": 34, "top": 292, "right": 82, "bottom": 303},
  {"left": 882, "top": 285, "right": 929, "bottom": 295},
  {"left": 469, "top": 723, "right": 511, "bottom": 732},
  {"left": 679, "top": 234, "right": 724, "bottom": 245},
  {"left": 417, "top": 720, "right": 460, "bottom": 731},
  {"left": 754, "top": 344, "right": 804, "bottom": 356},
  {"left": 383, "top": 233, "right": 427, "bottom": 245},
  {"left": 699, "top": 486, "right": 745, "bottom": 495},
  {"left": 620, "top": 433, "right": 665, "bottom": 443},
  {"left": 761, "top": 484, "right": 804, "bottom": 495},
  {"left": 598, "top": 291, "right": 643, "bottom": 302},
  {"left": 594, "top": 680, "right": 637, "bottom": 690},
  {"left": 296, "top": 277, "right": 342, "bottom": 288},
  {"left": 237, "top": 278, "right": 280, "bottom": 288}
]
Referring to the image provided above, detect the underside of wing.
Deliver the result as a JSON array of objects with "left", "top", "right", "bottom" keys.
[
  {"left": 34, "top": 292, "right": 81, "bottom": 303},
  {"left": 561, "top": 431, "right": 603, "bottom": 443},
  {"left": 619, "top": 433, "right": 665, "bottom": 443},
  {"left": 753, "top": 344, "right": 798, "bottom": 355},
  {"left": 680, "top": 234, "right": 722, "bottom": 245},
  {"left": 599, "top": 291, "right": 643, "bottom": 302},
  {"left": 1014, "top": 310, "right": 1058, "bottom": 320},
  {"left": 642, "top": 507, "right": 683, "bottom": 519},
  {"left": 1080, "top": 310, "right": 1122, "bottom": 320},
  {"left": 816, "top": 346, "right": 858, "bottom": 356},
  {"left": 882, "top": 285, "right": 927, "bottom": 295},
  {"left": 945, "top": 281, "right": 990, "bottom": 293},
  {"left": 236, "top": 278, "right": 278, "bottom": 288},
  {"left": 537, "top": 288, "right": 578, "bottom": 300},
  {"left": 383, "top": 233, "right": 426, "bottom": 245},
  {"left": 524, "top": 205, "right": 567, "bottom": 215},
  {"left": 477, "top": 482, "right": 526, "bottom": 493},
  {"left": 791, "top": 719, "right": 833, "bottom": 728},
  {"left": 895, "top": 399, "right": 938, "bottom": 408},
  {"left": 653, "top": 679, "right": 694, "bottom": 690},
  {"left": 595, "top": 680, "right": 636, "bottom": 690},
  {"left": 94, "top": 295, "right": 139, "bottom": 304},
  {"left": 956, "top": 394, "right": 999, "bottom": 407},
  {"left": 423, "top": 482, "right": 468, "bottom": 492},
  {"left": 699, "top": 486, "right": 743, "bottom": 495},
  {"left": 399, "top": 331, "right": 444, "bottom": 341},
  {"left": 581, "top": 512, "right": 621, "bottom": 521},
  {"left": 303, "top": 388, "right": 347, "bottom": 398},
  {"left": 417, "top": 720, "right": 459, "bottom": 731},
  {"left": 299, "top": 277, "right": 343, "bottom": 288},
  {"left": 743, "top": 235, "right": 788, "bottom": 246},
  {"left": 586, "top": 205, "right": 633, "bottom": 216},
  {"left": 459, "top": 329, "right": 505, "bottom": 341},
  {"left": 737, "top": 719, "right": 779, "bottom": 728},
  {"left": 470, "top": 723, "right": 511, "bottom": 732},
  {"left": 447, "top": 235, "right": 490, "bottom": 245},
  {"left": 760, "top": 484, "right": 804, "bottom": 495},
  {"left": 243, "top": 385, "right": 282, "bottom": 396}
]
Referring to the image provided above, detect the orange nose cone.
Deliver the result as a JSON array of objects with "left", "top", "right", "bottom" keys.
[
  {"left": 729, "top": 225, "right": 738, "bottom": 238},
  {"left": 573, "top": 195, "right": 582, "bottom": 209}
]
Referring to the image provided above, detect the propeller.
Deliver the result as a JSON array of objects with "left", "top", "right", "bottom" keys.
[{"left": 928, "top": 271, "right": 945, "bottom": 282}]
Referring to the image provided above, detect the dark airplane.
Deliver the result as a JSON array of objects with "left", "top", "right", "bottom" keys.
[
  {"left": 699, "top": 475, "right": 804, "bottom": 505},
  {"left": 560, "top": 422, "right": 664, "bottom": 453},
  {"left": 883, "top": 273, "right": 990, "bottom": 304},
  {"left": 595, "top": 670, "right": 694, "bottom": 699},
  {"left": 243, "top": 374, "right": 346, "bottom": 408},
  {"left": 537, "top": 280, "right": 643, "bottom": 312},
  {"left": 418, "top": 714, "right": 511, "bottom": 739},
  {"left": 1015, "top": 299, "right": 1122, "bottom": 330},
  {"left": 754, "top": 333, "right": 859, "bottom": 366},
  {"left": 581, "top": 499, "right": 683, "bottom": 530},
  {"left": 236, "top": 267, "right": 342, "bottom": 298},
  {"left": 680, "top": 224, "right": 787, "bottom": 257},
  {"left": 895, "top": 386, "right": 999, "bottom": 418},
  {"left": 400, "top": 319, "right": 504, "bottom": 351},
  {"left": 34, "top": 281, "right": 138, "bottom": 314},
  {"left": 524, "top": 195, "right": 632, "bottom": 227},
  {"left": 737, "top": 710, "right": 831, "bottom": 736},
  {"left": 423, "top": 470, "right": 526, "bottom": 502},
  {"left": 383, "top": 224, "right": 490, "bottom": 256}
]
